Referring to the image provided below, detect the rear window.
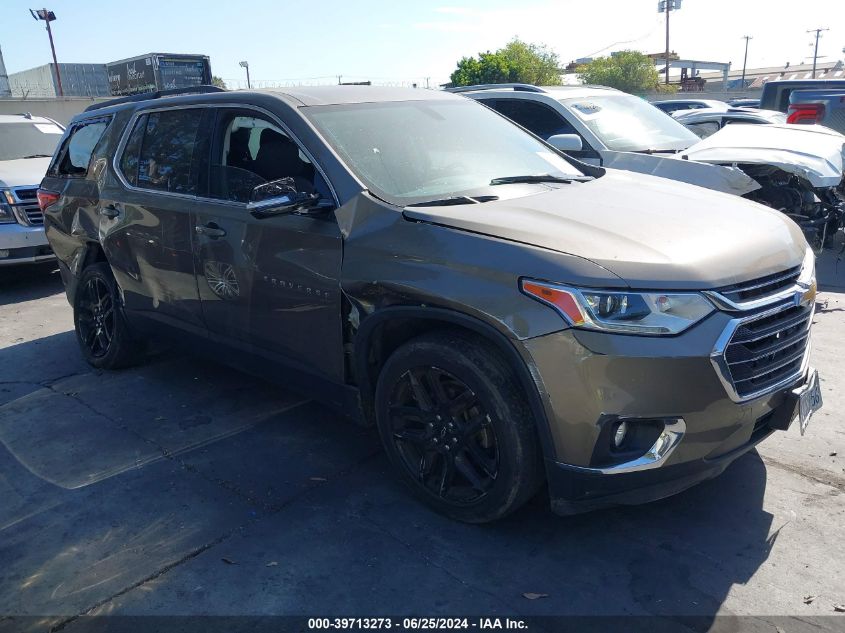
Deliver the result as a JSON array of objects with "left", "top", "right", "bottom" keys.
[{"left": 53, "top": 118, "right": 110, "bottom": 177}]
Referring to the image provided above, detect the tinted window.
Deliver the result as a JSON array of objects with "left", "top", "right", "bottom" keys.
[
  {"left": 56, "top": 119, "right": 109, "bottom": 176},
  {"left": 488, "top": 99, "right": 576, "bottom": 139},
  {"left": 208, "top": 113, "right": 320, "bottom": 204},
  {"left": 136, "top": 109, "right": 204, "bottom": 195},
  {"left": 119, "top": 114, "right": 147, "bottom": 187}
]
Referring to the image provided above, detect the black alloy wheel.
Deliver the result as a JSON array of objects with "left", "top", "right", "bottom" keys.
[
  {"left": 77, "top": 276, "right": 115, "bottom": 358},
  {"left": 375, "top": 331, "right": 543, "bottom": 523},
  {"left": 388, "top": 366, "right": 500, "bottom": 505},
  {"left": 73, "top": 263, "right": 143, "bottom": 369}
]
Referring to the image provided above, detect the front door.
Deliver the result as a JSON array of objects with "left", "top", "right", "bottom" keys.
[{"left": 192, "top": 109, "right": 344, "bottom": 382}]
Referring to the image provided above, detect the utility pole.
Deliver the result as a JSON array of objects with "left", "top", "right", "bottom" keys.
[
  {"left": 658, "top": 0, "right": 681, "bottom": 85},
  {"left": 807, "top": 28, "right": 829, "bottom": 78},
  {"left": 741, "top": 36, "right": 752, "bottom": 89},
  {"left": 29, "top": 8, "right": 63, "bottom": 97},
  {"left": 664, "top": 0, "right": 670, "bottom": 85}
]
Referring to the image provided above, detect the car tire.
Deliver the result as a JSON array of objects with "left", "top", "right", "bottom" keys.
[
  {"left": 73, "top": 263, "right": 143, "bottom": 369},
  {"left": 374, "top": 330, "right": 544, "bottom": 523}
]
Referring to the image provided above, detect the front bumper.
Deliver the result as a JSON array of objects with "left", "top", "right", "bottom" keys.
[
  {"left": 521, "top": 310, "right": 811, "bottom": 514},
  {"left": 0, "top": 223, "right": 53, "bottom": 266}
]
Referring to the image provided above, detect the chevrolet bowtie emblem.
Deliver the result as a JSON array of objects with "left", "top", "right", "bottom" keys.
[{"left": 798, "top": 281, "right": 817, "bottom": 306}]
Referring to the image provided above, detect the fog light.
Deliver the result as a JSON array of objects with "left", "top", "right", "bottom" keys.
[
  {"left": 613, "top": 421, "right": 628, "bottom": 448},
  {"left": 0, "top": 249, "right": 9, "bottom": 258}
]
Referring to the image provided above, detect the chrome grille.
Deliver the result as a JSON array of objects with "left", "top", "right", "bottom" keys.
[
  {"left": 9, "top": 187, "right": 44, "bottom": 226},
  {"left": 714, "top": 266, "right": 801, "bottom": 304},
  {"left": 720, "top": 303, "right": 812, "bottom": 400}
]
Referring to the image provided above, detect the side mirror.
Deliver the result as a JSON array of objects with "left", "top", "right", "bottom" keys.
[
  {"left": 247, "top": 178, "right": 323, "bottom": 219},
  {"left": 547, "top": 134, "right": 583, "bottom": 152},
  {"left": 247, "top": 191, "right": 322, "bottom": 219}
]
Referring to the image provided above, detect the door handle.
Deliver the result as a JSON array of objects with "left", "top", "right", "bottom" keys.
[
  {"left": 195, "top": 223, "right": 227, "bottom": 238},
  {"left": 100, "top": 205, "right": 120, "bottom": 219}
]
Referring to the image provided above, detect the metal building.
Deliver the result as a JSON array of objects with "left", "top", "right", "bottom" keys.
[{"left": 8, "top": 63, "right": 110, "bottom": 98}]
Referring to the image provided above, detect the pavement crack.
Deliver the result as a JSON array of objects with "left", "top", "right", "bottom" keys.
[
  {"left": 760, "top": 455, "right": 845, "bottom": 492},
  {"left": 48, "top": 531, "right": 238, "bottom": 632}
]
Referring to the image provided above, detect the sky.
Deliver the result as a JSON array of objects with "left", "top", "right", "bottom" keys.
[{"left": 1, "top": 0, "right": 844, "bottom": 88}]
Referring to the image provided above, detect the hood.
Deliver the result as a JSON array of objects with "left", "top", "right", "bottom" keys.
[
  {"left": 403, "top": 170, "right": 807, "bottom": 289},
  {"left": 0, "top": 157, "right": 52, "bottom": 189},
  {"left": 601, "top": 151, "right": 760, "bottom": 195},
  {"left": 680, "top": 123, "right": 845, "bottom": 188}
]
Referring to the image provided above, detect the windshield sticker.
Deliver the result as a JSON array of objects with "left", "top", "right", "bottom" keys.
[
  {"left": 34, "top": 123, "right": 64, "bottom": 135},
  {"left": 570, "top": 102, "right": 602, "bottom": 118}
]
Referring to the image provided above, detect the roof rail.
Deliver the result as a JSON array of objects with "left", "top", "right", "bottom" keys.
[
  {"left": 446, "top": 83, "right": 546, "bottom": 94},
  {"left": 84, "top": 85, "right": 225, "bottom": 112}
]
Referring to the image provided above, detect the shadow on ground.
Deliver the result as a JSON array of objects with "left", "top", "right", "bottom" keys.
[
  {"left": 0, "top": 330, "right": 784, "bottom": 631},
  {"left": 0, "top": 263, "right": 64, "bottom": 306}
]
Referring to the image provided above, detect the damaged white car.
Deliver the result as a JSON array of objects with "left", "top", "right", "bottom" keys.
[{"left": 456, "top": 84, "right": 845, "bottom": 248}]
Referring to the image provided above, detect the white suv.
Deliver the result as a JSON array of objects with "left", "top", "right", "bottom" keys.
[{"left": 0, "top": 114, "right": 64, "bottom": 265}]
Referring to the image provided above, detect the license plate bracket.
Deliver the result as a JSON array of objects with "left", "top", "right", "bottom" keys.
[{"left": 793, "top": 368, "right": 823, "bottom": 436}]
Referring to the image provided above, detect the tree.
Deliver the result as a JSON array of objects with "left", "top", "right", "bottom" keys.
[
  {"left": 576, "top": 50, "right": 660, "bottom": 94},
  {"left": 450, "top": 38, "right": 562, "bottom": 87},
  {"left": 211, "top": 76, "right": 228, "bottom": 90}
]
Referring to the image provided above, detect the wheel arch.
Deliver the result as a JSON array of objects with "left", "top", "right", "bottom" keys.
[{"left": 353, "top": 306, "right": 558, "bottom": 461}]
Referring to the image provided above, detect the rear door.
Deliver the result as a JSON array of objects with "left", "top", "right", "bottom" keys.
[
  {"left": 107, "top": 107, "right": 213, "bottom": 330},
  {"left": 191, "top": 107, "right": 344, "bottom": 381}
]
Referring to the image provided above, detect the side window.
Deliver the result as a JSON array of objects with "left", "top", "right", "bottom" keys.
[
  {"left": 488, "top": 99, "right": 577, "bottom": 139},
  {"left": 136, "top": 109, "right": 204, "bottom": 195},
  {"left": 208, "top": 112, "right": 323, "bottom": 204},
  {"left": 55, "top": 118, "right": 110, "bottom": 177},
  {"left": 119, "top": 114, "right": 147, "bottom": 187}
]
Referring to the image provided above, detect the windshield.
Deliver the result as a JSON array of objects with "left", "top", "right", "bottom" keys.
[
  {"left": 304, "top": 99, "right": 584, "bottom": 205},
  {"left": 0, "top": 121, "right": 64, "bottom": 161},
  {"left": 563, "top": 94, "right": 700, "bottom": 152}
]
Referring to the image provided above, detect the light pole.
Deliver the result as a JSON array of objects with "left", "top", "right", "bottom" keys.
[
  {"left": 807, "top": 28, "right": 829, "bottom": 78},
  {"left": 239, "top": 61, "right": 251, "bottom": 89},
  {"left": 741, "top": 36, "right": 752, "bottom": 89},
  {"left": 29, "top": 8, "right": 63, "bottom": 97}
]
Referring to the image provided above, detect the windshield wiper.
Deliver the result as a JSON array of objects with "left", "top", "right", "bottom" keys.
[
  {"left": 489, "top": 174, "right": 593, "bottom": 185},
  {"left": 20, "top": 154, "right": 52, "bottom": 159},
  {"left": 405, "top": 195, "right": 499, "bottom": 208},
  {"left": 633, "top": 149, "right": 681, "bottom": 155}
]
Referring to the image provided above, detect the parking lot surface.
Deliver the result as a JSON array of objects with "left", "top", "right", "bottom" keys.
[{"left": 1, "top": 253, "right": 844, "bottom": 632}]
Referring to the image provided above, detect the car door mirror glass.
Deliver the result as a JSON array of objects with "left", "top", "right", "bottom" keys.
[
  {"left": 547, "top": 134, "right": 583, "bottom": 152},
  {"left": 247, "top": 178, "right": 323, "bottom": 218}
]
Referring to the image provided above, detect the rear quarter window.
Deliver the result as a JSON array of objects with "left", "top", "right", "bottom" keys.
[{"left": 52, "top": 117, "right": 111, "bottom": 177}]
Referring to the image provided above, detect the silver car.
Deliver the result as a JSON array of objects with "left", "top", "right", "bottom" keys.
[
  {"left": 673, "top": 107, "right": 788, "bottom": 139},
  {"left": 0, "top": 113, "right": 64, "bottom": 265}
]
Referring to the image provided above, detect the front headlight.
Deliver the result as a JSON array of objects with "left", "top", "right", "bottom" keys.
[
  {"left": 0, "top": 190, "right": 16, "bottom": 224},
  {"left": 521, "top": 279, "right": 715, "bottom": 335}
]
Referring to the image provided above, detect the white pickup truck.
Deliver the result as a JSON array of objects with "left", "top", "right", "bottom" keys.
[{"left": 0, "top": 113, "right": 64, "bottom": 265}]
